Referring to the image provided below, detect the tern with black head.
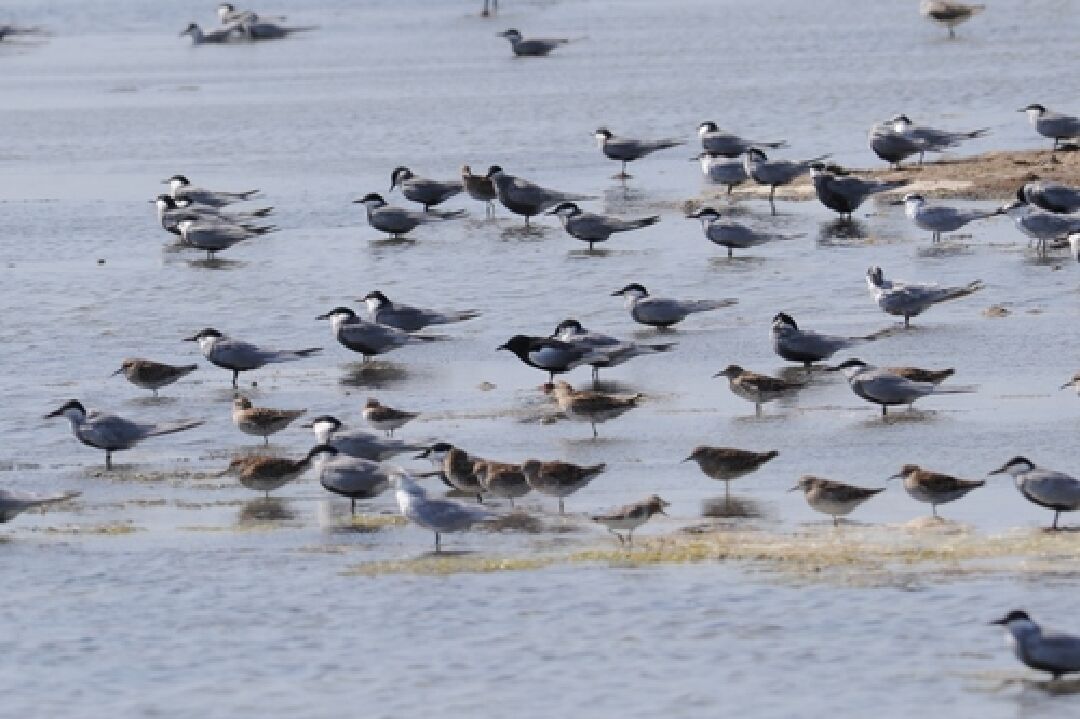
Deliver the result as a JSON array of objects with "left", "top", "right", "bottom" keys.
[
  {"left": 497, "top": 28, "right": 568, "bottom": 57},
  {"left": 497, "top": 334, "right": 605, "bottom": 383},
  {"left": 317, "top": 307, "right": 437, "bottom": 362},
  {"left": 835, "top": 359, "right": 971, "bottom": 417},
  {"left": 359, "top": 290, "right": 479, "bottom": 332},
  {"left": 991, "top": 611, "right": 1080, "bottom": 680},
  {"left": 697, "top": 122, "right": 786, "bottom": 157},
  {"left": 547, "top": 202, "right": 659, "bottom": 251},
  {"left": 770, "top": 312, "right": 886, "bottom": 367},
  {"left": 1020, "top": 104, "right": 1080, "bottom": 151},
  {"left": 389, "top": 167, "right": 463, "bottom": 211},
  {"left": 593, "top": 127, "right": 684, "bottom": 179},
  {"left": 486, "top": 166, "right": 594, "bottom": 226},
  {"left": 743, "top": 148, "right": 830, "bottom": 215},
  {"left": 353, "top": 192, "right": 463, "bottom": 239},
  {"left": 687, "top": 207, "right": 801, "bottom": 257},
  {"left": 809, "top": 164, "right": 908, "bottom": 220},
  {"left": 551, "top": 318, "right": 675, "bottom": 383},
  {"left": 990, "top": 457, "right": 1080, "bottom": 531},
  {"left": 165, "top": 175, "right": 259, "bottom": 207},
  {"left": 612, "top": 283, "right": 736, "bottom": 329},
  {"left": 185, "top": 328, "right": 321, "bottom": 387}
]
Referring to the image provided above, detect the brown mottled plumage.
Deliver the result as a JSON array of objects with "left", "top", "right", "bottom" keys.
[
  {"left": 361, "top": 398, "right": 418, "bottom": 437},
  {"left": 114, "top": 358, "right": 197, "bottom": 396},
  {"left": 461, "top": 164, "right": 497, "bottom": 216},
  {"left": 590, "top": 494, "right": 669, "bottom": 546},
  {"left": 222, "top": 446, "right": 321, "bottom": 497},
  {"left": 684, "top": 446, "right": 778, "bottom": 496},
  {"left": 714, "top": 364, "right": 802, "bottom": 414},
  {"left": 791, "top": 475, "right": 884, "bottom": 526},
  {"left": 520, "top": 459, "right": 606, "bottom": 514},
  {"left": 546, "top": 381, "right": 641, "bottom": 437},
  {"left": 473, "top": 460, "right": 530, "bottom": 506},
  {"left": 232, "top": 396, "right": 306, "bottom": 445},
  {"left": 892, "top": 463, "right": 984, "bottom": 517}
]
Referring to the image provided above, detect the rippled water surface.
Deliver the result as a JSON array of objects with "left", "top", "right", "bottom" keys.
[{"left": 3, "top": 0, "right": 1080, "bottom": 716}]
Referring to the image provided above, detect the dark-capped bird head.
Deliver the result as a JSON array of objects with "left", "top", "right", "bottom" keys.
[
  {"left": 865, "top": 266, "right": 885, "bottom": 287},
  {"left": 697, "top": 121, "right": 719, "bottom": 136},
  {"left": 991, "top": 610, "right": 1033, "bottom": 627},
  {"left": 45, "top": 399, "right": 87, "bottom": 420},
  {"left": 687, "top": 207, "right": 721, "bottom": 221},
  {"left": 1019, "top": 103, "right": 1047, "bottom": 116},
  {"left": 546, "top": 201, "right": 582, "bottom": 218},
  {"left": 611, "top": 282, "right": 648, "bottom": 298},
  {"left": 353, "top": 192, "right": 387, "bottom": 208},
  {"left": 389, "top": 166, "right": 413, "bottom": 191},
  {"left": 485, "top": 165, "right": 504, "bottom": 179},
  {"left": 497, "top": 28, "right": 522, "bottom": 40},
  {"left": 593, "top": 127, "right": 614, "bottom": 141},
  {"left": 497, "top": 335, "right": 533, "bottom": 356},
  {"left": 989, "top": 456, "right": 1035, "bottom": 476},
  {"left": 360, "top": 290, "right": 391, "bottom": 308},
  {"left": 712, "top": 364, "right": 745, "bottom": 379},
  {"left": 552, "top": 318, "right": 584, "bottom": 337},
  {"left": 902, "top": 192, "right": 925, "bottom": 204},
  {"left": 745, "top": 148, "right": 768, "bottom": 162},
  {"left": 316, "top": 307, "right": 357, "bottom": 321},
  {"left": 772, "top": 312, "right": 798, "bottom": 329},
  {"left": 185, "top": 328, "right": 223, "bottom": 342}
]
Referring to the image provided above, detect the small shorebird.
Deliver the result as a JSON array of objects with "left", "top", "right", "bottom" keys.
[
  {"left": 416, "top": 442, "right": 485, "bottom": 502},
  {"left": 359, "top": 290, "right": 479, "bottom": 332},
  {"left": 361, "top": 398, "right": 418, "bottom": 437},
  {"left": 545, "top": 381, "right": 641, "bottom": 438},
  {"left": 165, "top": 175, "right": 259, "bottom": 207},
  {"left": 546, "top": 201, "right": 659, "bottom": 251},
  {"left": 498, "top": 334, "right": 605, "bottom": 383},
  {"left": 1061, "top": 372, "right": 1080, "bottom": 394},
  {"left": 743, "top": 148, "right": 830, "bottom": 215},
  {"left": 185, "top": 328, "right": 321, "bottom": 388},
  {"left": 0, "top": 489, "right": 80, "bottom": 524},
  {"left": 809, "top": 164, "right": 908, "bottom": 221},
  {"left": 697, "top": 122, "right": 787, "bottom": 158},
  {"left": 232, "top": 395, "right": 305, "bottom": 445},
  {"left": 683, "top": 446, "right": 778, "bottom": 498},
  {"left": 612, "top": 283, "right": 737, "bottom": 329},
  {"left": 686, "top": 207, "right": 801, "bottom": 257},
  {"left": 520, "top": 459, "right": 606, "bottom": 513},
  {"left": 1020, "top": 104, "right": 1080, "bottom": 151},
  {"left": 180, "top": 23, "right": 242, "bottom": 44},
  {"left": 112, "top": 358, "right": 197, "bottom": 396},
  {"left": 549, "top": 319, "right": 675, "bottom": 383},
  {"left": 889, "top": 464, "right": 984, "bottom": 518},
  {"left": 486, "top": 165, "right": 594, "bottom": 226},
  {"left": 790, "top": 476, "right": 884, "bottom": 526},
  {"left": 899, "top": 193, "right": 1000, "bottom": 243},
  {"left": 497, "top": 28, "right": 568, "bottom": 57},
  {"left": 45, "top": 400, "right": 202, "bottom": 469},
  {"left": 461, "top": 165, "right": 497, "bottom": 216},
  {"left": 920, "top": 1, "right": 985, "bottom": 38},
  {"left": 221, "top": 446, "right": 322, "bottom": 497},
  {"left": 990, "top": 457, "right": 1080, "bottom": 531},
  {"left": 991, "top": 610, "right": 1080, "bottom": 680},
  {"left": 353, "top": 193, "right": 463, "bottom": 239},
  {"left": 317, "top": 307, "right": 437, "bottom": 361},
  {"left": 593, "top": 127, "right": 684, "bottom": 179},
  {"left": 833, "top": 359, "right": 970, "bottom": 416},
  {"left": 473, "top": 460, "right": 530, "bottom": 507},
  {"left": 771, "top": 313, "right": 887, "bottom": 368},
  {"left": 591, "top": 494, "right": 669, "bottom": 546},
  {"left": 305, "top": 415, "right": 425, "bottom": 460},
  {"left": 311, "top": 445, "right": 392, "bottom": 514},
  {"left": 389, "top": 166, "right": 463, "bottom": 211},
  {"left": 713, "top": 365, "right": 802, "bottom": 416},
  {"left": 866, "top": 266, "right": 983, "bottom": 328},
  {"left": 392, "top": 471, "right": 492, "bottom": 553}
]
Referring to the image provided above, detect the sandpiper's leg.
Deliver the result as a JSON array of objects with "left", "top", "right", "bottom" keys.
[
  {"left": 932, "top": 504, "right": 939, "bottom": 519},
  {"left": 263, "top": 436, "right": 269, "bottom": 446},
  {"left": 1053, "top": 510, "right": 1061, "bottom": 531},
  {"left": 232, "top": 370, "right": 239, "bottom": 388},
  {"left": 351, "top": 498, "right": 356, "bottom": 515},
  {"left": 435, "top": 532, "right": 442, "bottom": 553},
  {"left": 833, "top": 515, "right": 839, "bottom": 527},
  {"left": 105, "top": 451, "right": 112, "bottom": 471},
  {"left": 591, "top": 421, "right": 598, "bottom": 439},
  {"left": 769, "top": 186, "right": 777, "bottom": 216},
  {"left": 727, "top": 247, "right": 733, "bottom": 258},
  {"left": 558, "top": 498, "right": 565, "bottom": 515},
  {"left": 265, "top": 490, "right": 269, "bottom": 499}
]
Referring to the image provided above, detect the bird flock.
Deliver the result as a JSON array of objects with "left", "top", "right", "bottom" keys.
[{"left": 6, "top": 0, "right": 1080, "bottom": 684}]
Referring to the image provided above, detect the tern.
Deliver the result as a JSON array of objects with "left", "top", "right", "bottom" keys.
[
  {"left": 165, "top": 175, "right": 259, "bottom": 207},
  {"left": 743, "top": 148, "right": 830, "bottom": 215},
  {"left": 870, "top": 115, "right": 988, "bottom": 168},
  {"left": 185, "top": 328, "right": 321, "bottom": 387},
  {"left": 898, "top": 193, "right": 1000, "bottom": 242},
  {"left": 550, "top": 319, "right": 675, "bottom": 382},
  {"left": 481, "top": 0, "right": 498, "bottom": 17},
  {"left": 486, "top": 165, "right": 594, "bottom": 226},
  {"left": 154, "top": 195, "right": 272, "bottom": 234},
  {"left": 809, "top": 164, "right": 908, "bottom": 220},
  {"left": 236, "top": 19, "right": 317, "bottom": 40},
  {"left": 497, "top": 28, "right": 568, "bottom": 57},
  {"left": 311, "top": 445, "right": 392, "bottom": 514},
  {"left": 990, "top": 457, "right": 1080, "bottom": 530},
  {"left": 834, "top": 359, "right": 971, "bottom": 416},
  {"left": 361, "top": 398, "right": 418, "bottom": 437},
  {"left": 392, "top": 471, "right": 493, "bottom": 553},
  {"left": 694, "top": 152, "right": 748, "bottom": 195},
  {"left": 175, "top": 218, "right": 274, "bottom": 259},
  {"left": 317, "top": 307, "right": 437, "bottom": 361},
  {"left": 790, "top": 476, "right": 884, "bottom": 526},
  {"left": 866, "top": 265, "right": 983, "bottom": 327},
  {"left": 520, "top": 459, "right": 606, "bottom": 514},
  {"left": 306, "top": 416, "right": 425, "bottom": 461},
  {"left": 713, "top": 365, "right": 802, "bottom": 415},
  {"left": 770, "top": 312, "right": 887, "bottom": 367},
  {"left": 217, "top": 4, "right": 287, "bottom": 24},
  {"left": 359, "top": 290, "right": 479, "bottom": 332},
  {"left": 992, "top": 611, "right": 1080, "bottom": 680},
  {"left": 686, "top": 207, "right": 801, "bottom": 257},
  {"left": 545, "top": 381, "right": 641, "bottom": 438},
  {"left": 389, "top": 167, "right": 464, "bottom": 211},
  {"left": 683, "top": 446, "right": 778, "bottom": 498},
  {"left": 231, "top": 395, "right": 305, "bottom": 445},
  {"left": 180, "top": 23, "right": 241, "bottom": 44},
  {"left": 889, "top": 464, "right": 984, "bottom": 518},
  {"left": 1020, "top": 105, "right": 1080, "bottom": 151},
  {"left": 611, "top": 283, "right": 737, "bottom": 329},
  {"left": 593, "top": 127, "right": 685, "bottom": 179},
  {"left": 1001, "top": 200, "right": 1080, "bottom": 255},
  {"left": 416, "top": 442, "right": 484, "bottom": 501},
  {"left": 697, "top": 122, "right": 787, "bottom": 157},
  {"left": 0, "top": 489, "right": 80, "bottom": 524},
  {"left": 353, "top": 193, "right": 463, "bottom": 239},
  {"left": 112, "top": 358, "right": 197, "bottom": 396},
  {"left": 1018, "top": 181, "right": 1080, "bottom": 214},
  {"left": 473, "top": 460, "right": 530, "bottom": 507},
  {"left": 920, "top": 1, "right": 985, "bottom": 38},
  {"left": 498, "top": 334, "right": 606, "bottom": 383},
  {"left": 546, "top": 202, "right": 659, "bottom": 251},
  {"left": 461, "top": 165, "right": 497, "bottom": 216},
  {"left": 590, "top": 495, "right": 668, "bottom": 546},
  {"left": 45, "top": 400, "right": 202, "bottom": 470}
]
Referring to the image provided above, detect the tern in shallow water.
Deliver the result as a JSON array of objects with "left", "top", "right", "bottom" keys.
[
  {"left": 890, "top": 463, "right": 983, "bottom": 518},
  {"left": 920, "top": 1, "right": 985, "bottom": 38},
  {"left": 460, "top": 165, "right": 497, "bottom": 216},
  {"left": 185, "top": 328, "right": 321, "bottom": 387},
  {"left": 393, "top": 470, "right": 493, "bottom": 552},
  {"left": 593, "top": 127, "right": 684, "bottom": 179},
  {"left": 312, "top": 445, "right": 392, "bottom": 514},
  {"left": 165, "top": 175, "right": 259, "bottom": 207},
  {"left": 1000, "top": 200, "right": 1080, "bottom": 255},
  {"left": 175, "top": 218, "right": 274, "bottom": 259},
  {"left": 870, "top": 114, "right": 987, "bottom": 168},
  {"left": 1020, "top": 104, "right": 1080, "bottom": 152},
  {"left": 990, "top": 457, "right": 1080, "bottom": 531},
  {"left": 0, "top": 488, "right": 79, "bottom": 524},
  {"left": 497, "top": 28, "right": 568, "bottom": 57},
  {"left": 743, "top": 148, "right": 830, "bottom": 215},
  {"left": 236, "top": 18, "right": 317, "bottom": 40},
  {"left": 112, "top": 358, "right": 197, "bottom": 396},
  {"left": 834, "top": 359, "right": 971, "bottom": 416},
  {"left": 180, "top": 22, "right": 241, "bottom": 44},
  {"left": 790, "top": 476, "right": 883, "bottom": 526},
  {"left": 612, "top": 283, "right": 737, "bottom": 329},
  {"left": 686, "top": 207, "right": 800, "bottom": 257},
  {"left": 486, "top": 165, "right": 593, "bottom": 226},
  {"left": 546, "top": 201, "right": 659, "bottom": 251},
  {"left": 359, "top": 290, "right": 479, "bottom": 332},
  {"left": 898, "top": 193, "right": 1000, "bottom": 242},
  {"left": 590, "top": 495, "right": 668, "bottom": 547},
  {"left": 693, "top": 152, "right": 748, "bottom": 195},
  {"left": 45, "top": 400, "right": 203, "bottom": 470},
  {"left": 865, "top": 265, "right": 982, "bottom": 327},
  {"left": 1018, "top": 181, "right": 1080, "bottom": 214},
  {"left": 498, "top": 334, "right": 606, "bottom": 383},
  {"left": 389, "top": 167, "right": 463, "bottom": 211},
  {"left": 809, "top": 164, "right": 908, "bottom": 220},
  {"left": 353, "top": 193, "right": 463, "bottom": 239},
  {"left": 550, "top": 318, "right": 675, "bottom": 383},
  {"left": 992, "top": 611, "right": 1080, "bottom": 680},
  {"left": 770, "top": 312, "right": 887, "bottom": 367},
  {"left": 306, "top": 415, "right": 426, "bottom": 461},
  {"left": 154, "top": 195, "right": 272, "bottom": 234},
  {"left": 697, "top": 122, "right": 786, "bottom": 157},
  {"left": 317, "top": 307, "right": 437, "bottom": 361}
]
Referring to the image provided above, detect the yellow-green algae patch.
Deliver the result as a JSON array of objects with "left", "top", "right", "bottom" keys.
[{"left": 39, "top": 521, "right": 142, "bottom": 535}]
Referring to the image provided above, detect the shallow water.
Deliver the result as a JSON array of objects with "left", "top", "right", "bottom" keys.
[{"left": 3, "top": 0, "right": 1080, "bottom": 716}]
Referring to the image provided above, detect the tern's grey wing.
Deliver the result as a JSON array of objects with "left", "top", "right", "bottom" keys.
[
  {"left": 633, "top": 298, "right": 687, "bottom": 325},
  {"left": 916, "top": 206, "right": 973, "bottom": 232},
  {"left": 369, "top": 207, "right": 421, "bottom": 233},
  {"left": 1028, "top": 183, "right": 1080, "bottom": 213},
  {"left": 212, "top": 339, "right": 275, "bottom": 370},
  {"left": 338, "top": 322, "right": 410, "bottom": 350},
  {"left": 567, "top": 214, "right": 620, "bottom": 239},
  {"left": 518, "top": 38, "right": 566, "bottom": 54},
  {"left": 1023, "top": 633, "right": 1080, "bottom": 674},
  {"left": 406, "top": 497, "right": 491, "bottom": 532},
  {"left": 0, "top": 489, "right": 78, "bottom": 521},
  {"left": 404, "top": 178, "right": 463, "bottom": 205},
  {"left": 779, "top": 329, "right": 852, "bottom": 359},
  {"left": 706, "top": 221, "right": 774, "bottom": 248},
  {"left": 320, "top": 459, "right": 391, "bottom": 498},
  {"left": 852, "top": 372, "right": 934, "bottom": 404},
  {"left": 705, "top": 160, "right": 748, "bottom": 184},
  {"left": 1042, "top": 115, "right": 1080, "bottom": 139},
  {"left": 81, "top": 412, "right": 151, "bottom": 450},
  {"left": 1021, "top": 469, "right": 1080, "bottom": 508}
]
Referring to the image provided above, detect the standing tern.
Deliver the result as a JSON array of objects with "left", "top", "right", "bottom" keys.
[
  {"left": 112, "top": 358, "right": 197, "bottom": 397},
  {"left": 889, "top": 464, "right": 984, "bottom": 518},
  {"left": 686, "top": 207, "right": 801, "bottom": 257},
  {"left": 232, "top": 395, "right": 305, "bottom": 445},
  {"left": 353, "top": 192, "right": 463, "bottom": 239},
  {"left": 306, "top": 415, "right": 426, "bottom": 460},
  {"left": 833, "top": 359, "right": 971, "bottom": 416},
  {"left": 392, "top": 471, "right": 493, "bottom": 553},
  {"left": 546, "top": 201, "right": 659, "bottom": 251},
  {"left": 312, "top": 445, "right": 392, "bottom": 514},
  {"left": 1000, "top": 200, "right": 1080, "bottom": 255},
  {"left": 461, "top": 165, "right": 497, "bottom": 216},
  {"left": 154, "top": 195, "right": 272, "bottom": 234},
  {"left": 180, "top": 23, "right": 241, "bottom": 44},
  {"left": 1018, "top": 181, "right": 1080, "bottom": 214},
  {"left": 175, "top": 219, "right": 273, "bottom": 259},
  {"left": 990, "top": 457, "right": 1080, "bottom": 531},
  {"left": 497, "top": 28, "right": 568, "bottom": 57},
  {"left": 520, "top": 459, "right": 606, "bottom": 514},
  {"left": 743, "top": 148, "right": 830, "bottom": 215},
  {"left": 694, "top": 152, "right": 748, "bottom": 195},
  {"left": 697, "top": 122, "right": 786, "bottom": 157},
  {"left": 217, "top": 4, "right": 287, "bottom": 24},
  {"left": 550, "top": 318, "right": 675, "bottom": 382},
  {"left": 899, "top": 193, "right": 1000, "bottom": 242},
  {"left": 45, "top": 400, "right": 202, "bottom": 470},
  {"left": 713, "top": 365, "right": 802, "bottom": 415},
  {"left": 592, "top": 127, "right": 685, "bottom": 179},
  {"left": 991, "top": 611, "right": 1080, "bottom": 680},
  {"left": 481, "top": 0, "right": 498, "bottom": 17},
  {"left": 590, "top": 495, "right": 668, "bottom": 547},
  {"left": 870, "top": 115, "right": 987, "bottom": 168},
  {"left": 165, "top": 175, "right": 259, "bottom": 207},
  {"left": 866, "top": 265, "right": 983, "bottom": 327},
  {"left": 389, "top": 167, "right": 464, "bottom": 211},
  {"left": 545, "top": 381, "right": 641, "bottom": 438},
  {"left": 809, "top": 164, "right": 908, "bottom": 220},
  {"left": 0, "top": 489, "right": 79, "bottom": 524},
  {"left": 185, "top": 328, "right": 321, "bottom": 387},
  {"left": 486, "top": 166, "right": 594, "bottom": 226},
  {"left": 362, "top": 398, "right": 418, "bottom": 437},
  {"left": 497, "top": 334, "right": 606, "bottom": 382},
  {"left": 612, "top": 283, "right": 737, "bottom": 329},
  {"left": 317, "top": 307, "right": 437, "bottom": 361},
  {"left": 790, "top": 476, "right": 883, "bottom": 526},
  {"left": 770, "top": 312, "right": 887, "bottom": 367},
  {"left": 358, "top": 290, "right": 479, "bottom": 332},
  {"left": 683, "top": 446, "right": 778, "bottom": 498},
  {"left": 236, "top": 19, "right": 317, "bottom": 40},
  {"left": 1020, "top": 105, "right": 1080, "bottom": 151}
]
